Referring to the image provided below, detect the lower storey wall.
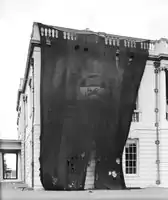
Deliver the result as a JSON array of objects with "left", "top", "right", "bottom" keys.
[{"left": 22, "top": 128, "right": 168, "bottom": 189}]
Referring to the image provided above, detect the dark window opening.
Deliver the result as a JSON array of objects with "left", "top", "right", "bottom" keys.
[
  {"left": 129, "top": 52, "right": 134, "bottom": 59},
  {"left": 74, "top": 45, "right": 80, "bottom": 50},
  {"left": 84, "top": 47, "right": 88, "bottom": 52},
  {"left": 2, "top": 152, "right": 18, "bottom": 180}
]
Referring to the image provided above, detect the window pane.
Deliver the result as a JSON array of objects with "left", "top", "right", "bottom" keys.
[
  {"left": 126, "top": 168, "right": 129, "bottom": 174},
  {"left": 133, "top": 146, "right": 136, "bottom": 152},
  {"left": 130, "top": 147, "right": 133, "bottom": 153},
  {"left": 129, "top": 161, "right": 132, "bottom": 167},
  {"left": 128, "top": 153, "right": 130, "bottom": 160},
  {"left": 133, "top": 153, "right": 136, "bottom": 160},
  {"left": 127, "top": 168, "right": 130, "bottom": 174},
  {"left": 133, "top": 161, "right": 136, "bottom": 167},
  {"left": 130, "top": 153, "right": 133, "bottom": 160},
  {"left": 126, "top": 153, "right": 129, "bottom": 160},
  {"left": 125, "top": 147, "right": 128, "bottom": 153},
  {"left": 129, "top": 168, "right": 133, "bottom": 174},
  {"left": 133, "top": 167, "right": 136, "bottom": 174}
]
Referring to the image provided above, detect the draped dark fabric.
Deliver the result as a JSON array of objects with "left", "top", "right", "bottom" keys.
[{"left": 38, "top": 23, "right": 149, "bottom": 190}]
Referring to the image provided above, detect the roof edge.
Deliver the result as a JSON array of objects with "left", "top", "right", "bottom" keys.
[
  {"left": 0, "top": 139, "right": 21, "bottom": 143},
  {"left": 37, "top": 22, "right": 155, "bottom": 43},
  {"left": 16, "top": 22, "right": 41, "bottom": 111}
]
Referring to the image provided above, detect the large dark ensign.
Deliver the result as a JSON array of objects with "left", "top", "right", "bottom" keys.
[{"left": 38, "top": 23, "right": 149, "bottom": 190}]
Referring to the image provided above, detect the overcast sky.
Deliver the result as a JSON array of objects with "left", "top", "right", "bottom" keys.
[{"left": 0, "top": 0, "right": 168, "bottom": 139}]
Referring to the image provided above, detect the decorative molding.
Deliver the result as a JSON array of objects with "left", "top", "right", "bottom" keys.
[
  {"left": 154, "top": 60, "right": 161, "bottom": 186},
  {"left": 63, "top": 31, "right": 77, "bottom": 40},
  {"left": 154, "top": 108, "right": 159, "bottom": 113},
  {"left": 40, "top": 27, "right": 58, "bottom": 39},
  {"left": 159, "top": 63, "right": 168, "bottom": 71},
  {"left": 156, "top": 160, "right": 160, "bottom": 164},
  {"left": 104, "top": 37, "right": 155, "bottom": 50},
  {"left": 154, "top": 88, "right": 158, "bottom": 93},
  {"left": 155, "top": 122, "right": 159, "bottom": 127},
  {"left": 40, "top": 26, "right": 78, "bottom": 41},
  {"left": 155, "top": 140, "right": 160, "bottom": 145},
  {"left": 105, "top": 37, "right": 120, "bottom": 46},
  {"left": 39, "top": 24, "right": 156, "bottom": 50},
  {"left": 153, "top": 61, "right": 160, "bottom": 68},
  {"left": 154, "top": 68, "right": 159, "bottom": 74}
]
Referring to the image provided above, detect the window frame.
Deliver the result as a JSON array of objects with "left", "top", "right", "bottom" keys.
[
  {"left": 132, "top": 94, "right": 141, "bottom": 122},
  {"left": 123, "top": 138, "right": 139, "bottom": 177},
  {"left": 24, "top": 95, "right": 28, "bottom": 127},
  {"left": 2, "top": 151, "right": 18, "bottom": 180}
]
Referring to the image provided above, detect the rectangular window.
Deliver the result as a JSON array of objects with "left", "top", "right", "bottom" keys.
[
  {"left": 2, "top": 152, "right": 18, "bottom": 180},
  {"left": 132, "top": 96, "right": 140, "bottom": 122},
  {"left": 124, "top": 139, "right": 138, "bottom": 175},
  {"left": 132, "top": 110, "right": 139, "bottom": 122}
]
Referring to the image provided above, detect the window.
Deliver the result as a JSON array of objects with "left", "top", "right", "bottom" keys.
[
  {"left": 23, "top": 94, "right": 28, "bottom": 126},
  {"left": 2, "top": 153, "right": 18, "bottom": 180},
  {"left": 132, "top": 110, "right": 139, "bottom": 122},
  {"left": 166, "top": 110, "right": 168, "bottom": 120},
  {"left": 124, "top": 139, "right": 138, "bottom": 175},
  {"left": 132, "top": 96, "right": 140, "bottom": 122}
]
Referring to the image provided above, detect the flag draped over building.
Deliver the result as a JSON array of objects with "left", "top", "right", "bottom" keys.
[{"left": 38, "top": 23, "right": 149, "bottom": 190}]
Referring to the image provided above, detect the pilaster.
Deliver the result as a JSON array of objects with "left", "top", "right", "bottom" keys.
[
  {"left": 159, "top": 67, "right": 166, "bottom": 127},
  {"left": 32, "top": 46, "right": 42, "bottom": 189},
  {"left": 33, "top": 46, "right": 41, "bottom": 126}
]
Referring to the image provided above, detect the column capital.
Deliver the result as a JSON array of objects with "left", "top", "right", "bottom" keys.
[
  {"left": 160, "top": 66, "right": 167, "bottom": 71},
  {"left": 159, "top": 59, "right": 168, "bottom": 71},
  {"left": 153, "top": 62, "right": 168, "bottom": 71},
  {"left": 153, "top": 61, "right": 160, "bottom": 68},
  {"left": 160, "top": 64, "right": 168, "bottom": 71}
]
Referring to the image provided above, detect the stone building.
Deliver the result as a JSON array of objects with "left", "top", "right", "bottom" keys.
[{"left": 16, "top": 22, "right": 168, "bottom": 190}]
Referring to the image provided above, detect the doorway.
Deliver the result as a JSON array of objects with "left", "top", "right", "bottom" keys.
[{"left": 2, "top": 152, "right": 18, "bottom": 180}]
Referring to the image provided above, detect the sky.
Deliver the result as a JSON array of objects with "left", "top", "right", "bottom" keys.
[
  {"left": 4, "top": 153, "right": 16, "bottom": 170},
  {"left": 0, "top": 0, "right": 168, "bottom": 139}
]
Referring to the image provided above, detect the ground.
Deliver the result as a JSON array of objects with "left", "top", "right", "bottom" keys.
[{"left": 1, "top": 182, "right": 168, "bottom": 200}]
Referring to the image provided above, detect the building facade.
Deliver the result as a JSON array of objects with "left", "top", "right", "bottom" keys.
[{"left": 16, "top": 22, "right": 168, "bottom": 190}]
